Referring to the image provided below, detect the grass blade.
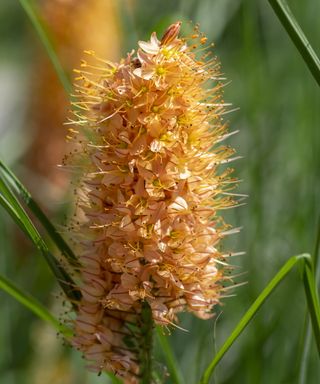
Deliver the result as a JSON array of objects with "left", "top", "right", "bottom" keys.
[
  {"left": 156, "top": 327, "right": 184, "bottom": 384},
  {"left": 313, "top": 216, "right": 320, "bottom": 270},
  {"left": 0, "top": 177, "right": 46, "bottom": 248},
  {"left": 0, "top": 193, "right": 118, "bottom": 382},
  {"left": 104, "top": 373, "right": 122, "bottom": 384},
  {"left": 200, "top": 253, "right": 312, "bottom": 384},
  {"left": 268, "top": 0, "right": 320, "bottom": 86},
  {"left": 0, "top": 159, "right": 78, "bottom": 266},
  {"left": 302, "top": 260, "right": 320, "bottom": 356},
  {"left": 0, "top": 272, "right": 72, "bottom": 337},
  {"left": 298, "top": 216, "right": 320, "bottom": 382},
  {"left": 18, "top": 0, "right": 72, "bottom": 94},
  {"left": 0, "top": 177, "right": 80, "bottom": 304},
  {"left": 0, "top": 268, "right": 121, "bottom": 383},
  {"left": 0, "top": 192, "right": 34, "bottom": 243}
]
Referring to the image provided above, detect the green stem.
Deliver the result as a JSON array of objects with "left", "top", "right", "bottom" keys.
[
  {"left": 268, "top": 0, "right": 320, "bottom": 86},
  {"left": 200, "top": 253, "right": 319, "bottom": 384},
  {"left": 140, "top": 302, "right": 153, "bottom": 384},
  {"left": 18, "top": 0, "right": 72, "bottom": 94},
  {"left": 156, "top": 327, "right": 184, "bottom": 384}
]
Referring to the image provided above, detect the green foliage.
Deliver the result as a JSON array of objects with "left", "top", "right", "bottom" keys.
[
  {"left": 0, "top": 160, "right": 79, "bottom": 266},
  {"left": 0, "top": 273, "right": 72, "bottom": 337},
  {"left": 0, "top": 0, "right": 319, "bottom": 383},
  {"left": 200, "top": 253, "right": 320, "bottom": 383},
  {"left": 268, "top": 0, "right": 320, "bottom": 86},
  {"left": 0, "top": 166, "right": 79, "bottom": 304},
  {"left": 156, "top": 327, "right": 184, "bottom": 384}
]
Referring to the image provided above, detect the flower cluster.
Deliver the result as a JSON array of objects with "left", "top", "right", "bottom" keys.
[{"left": 65, "top": 22, "right": 238, "bottom": 382}]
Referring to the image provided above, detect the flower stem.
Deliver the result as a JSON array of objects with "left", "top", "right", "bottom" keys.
[{"left": 139, "top": 301, "right": 154, "bottom": 384}]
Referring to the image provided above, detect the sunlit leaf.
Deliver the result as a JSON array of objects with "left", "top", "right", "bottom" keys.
[
  {"left": 200, "top": 253, "right": 320, "bottom": 384},
  {"left": 0, "top": 159, "right": 78, "bottom": 266},
  {"left": 0, "top": 177, "right": 80, "bottom": 304}
]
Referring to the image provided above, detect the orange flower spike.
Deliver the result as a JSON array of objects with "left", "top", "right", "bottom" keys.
[{"left": 65, "top": 21, "right": 239, "bottom": 382}]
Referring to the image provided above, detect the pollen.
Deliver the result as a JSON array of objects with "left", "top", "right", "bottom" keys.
[{"left": 155, "top": 66, "right": 166, "bottom": 75}]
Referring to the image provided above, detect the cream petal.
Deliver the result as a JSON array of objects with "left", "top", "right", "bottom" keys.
[
  {"left": 120, "top": 215, "right": 135, "bottom": 232},
  {"left": 138, "top": 40, "right": 159, "bottom": 54},
  {"left": 168, "top": 196, "right": 188, "bottom": 212}
]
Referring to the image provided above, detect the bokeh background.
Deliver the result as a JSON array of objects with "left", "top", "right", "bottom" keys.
[{"left": 0, "top": 0, "right": 319, "bottom": 383}]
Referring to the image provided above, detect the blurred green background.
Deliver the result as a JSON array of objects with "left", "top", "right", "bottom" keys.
[{"left": 0, "top": 0, "right": 319, "bottom": 383}]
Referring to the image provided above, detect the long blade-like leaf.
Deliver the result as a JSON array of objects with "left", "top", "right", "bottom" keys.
[
  {"left": 200, "top": 253, "right": 312, "bottom": 384},
  {"left": 18, "top": 0, "right": 72, "bottom": 93},
  {"left": 0, "top": 178, "right": 80, "bottom": 304},
  {"left": 302, "top": 260, "right": 320, "bottom": 356},
  {"left": 298, "top": 216, "right": 320, "bottom": 382},
  {"left": 0, "top": 272, "right": 72, "bottom": 337},
  {"left": 156, "top": 327, "right": 184, "bottom": 384},
  {"left": 268, "top": 0, "right": 320, "bottom": 86},
  {"left": 0, "top": 159, "right": 78, "bottom": 266},
  {"left": 0, "top": 272, "right": 120, "bottom": 383}
]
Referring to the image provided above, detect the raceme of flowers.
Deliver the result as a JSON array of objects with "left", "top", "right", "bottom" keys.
[{"left": 63, "top": 21, "right": 240, "bottom": 383}]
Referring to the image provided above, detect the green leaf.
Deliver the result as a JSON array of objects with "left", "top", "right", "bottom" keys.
[
  {"left": 0, "top": 272, "right": 72, "bottom": 337},
  {"left": 268, "top": 0, "right": 320, "bottom": 86},
  {"left": 156, "top": 326, "right": 184, "bottom": 384},
  {"left": 0, "top": 176, "right": 80, "bottom": 304},
  {"left": 104, "top": 373, "right": 123, "bottom": 384},
  {"left": 298, "top": 216, "right": 320, "bottom": 382},
  {"left": 18, "top": 0, "right": 72, "bottom": 94},
  {"left": 200, "top": 253, "right": 320, "bottom": 384},
  {"left": 0, "top": 159, "right": 78, "bottom": 267},
  {"left": 0, "top": 269, "right": 121, "bottom": 383},
  {"left": 302, "top": 259, "right": 320, "bottom": 356}
]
